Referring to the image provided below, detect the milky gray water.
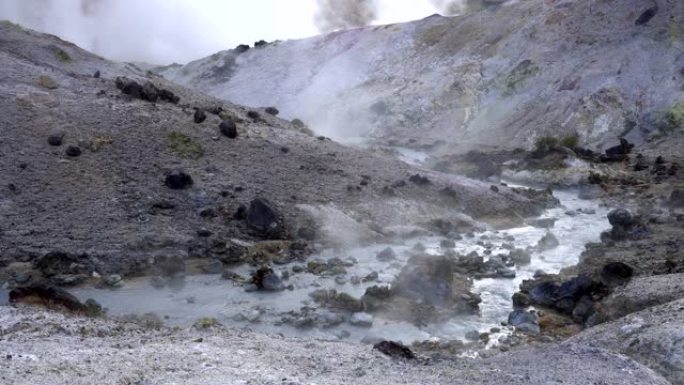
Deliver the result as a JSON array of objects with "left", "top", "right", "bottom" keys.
[{"left": 63, "top": 189, "right": 609, "bottom": 343}]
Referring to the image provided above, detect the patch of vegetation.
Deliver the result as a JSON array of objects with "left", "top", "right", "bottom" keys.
[
  {"left": 88, "top": 134, "right": 113, "bottom": 152},
  {"left": 503, "top": 60, "right": 540, "bottom": 96},
  {"left": 666, "top": 102, "right": 684, "bottom": 130},
  {"left": 559, "top": 133, "right": 579, "bottom": 149},
  {"left": 167, "top": 132, "right": 204, "bottom": 159},
  {"left": 534, "top": 133, "right": 580, "bottom": 153},
  {"left": 55, "top": 48, "right": 71, "bottom": 62},
  {"left": 38, "top": 75, "right": 59, "bottom": 89},
  {"left": 194, "top": 317, "right": 219, "bottom": 329}
]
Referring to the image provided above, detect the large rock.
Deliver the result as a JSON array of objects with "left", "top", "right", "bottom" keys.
[
  {"left": 589, "top": 273, "right": 684, "bottom": 325},
  {"left": 570, "top": 298, "right": 684, "bottom": 385},
  {"left": 246, "top": 198, "right": 281, "bottom": 237}
]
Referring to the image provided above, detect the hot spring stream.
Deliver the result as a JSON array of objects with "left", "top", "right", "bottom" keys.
[{"left": 48, "top": 189, "right": 609, "bottom": 344}]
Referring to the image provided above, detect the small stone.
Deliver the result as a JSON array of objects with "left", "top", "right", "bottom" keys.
[
  {"left": 164, "top": 170, "right": 193, "bottom": 190},
  {"left": 376, "top": 247, "right": 396, "bottom": 262},
  {"left": 536, "top": 232, "right": 559, "bottom": 250},
  {"left": 102, "top": 274, "right": 123, "bottom": 288},
  {"left": 47, "top": 131, "right": 65, "bottom": 146},
  {"left": 465, "top": 330, "right": 480, "bottom": 341},
  {"left": 349, "top": 312, "right": 373, "bottom": 327},
  {"left": 194, "top": 109, "right": 207, "bottom": 124},
  {"left": 93, "top": 70, "right": 101, "bottom": 78},
  {"left": 197, "top": 228, "right": 212, "bottom": 237},
  {"left": 264, "top": 107, "right": 279, "bottom": 116},
  {"left": 65, "top": 145, "right": 81, "bottom": 157},
  {"left": 38, "top": 75, "right": 59, "bottom": 89},
  {"left": 362, "top": 271, "right": 378, "bottom": 282},
  {"left": 408, "top": 174, "right": 430, "bottom": 185},
  {"left": 247, "top": 111, "right": 261, "bottom": 120},
  {"left": 219, "top": 119, "right": 238, "bottom": 138}
]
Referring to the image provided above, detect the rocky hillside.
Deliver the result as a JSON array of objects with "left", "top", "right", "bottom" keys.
[
  {"left": 0, "top": 21, "right": 547, "bottom": 279},
  {"left": 162, "top": 0, "right": 684, "bottom": 155}
]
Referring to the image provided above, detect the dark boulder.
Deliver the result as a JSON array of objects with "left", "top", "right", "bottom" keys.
[
  {"left": 536, "top": 232, "right": 559, "bottom": 250},
  {"left": 373, "top": 341, "right": 416, "bottom": 359},
  {"left": 252, "top": 267, "right": 284, "bottom": 291},
  {"left": 409, "top": 174, "right": 430, "bottom": 186},
  {"left": 158, "top": 89, "right": 180, "bottom": 104},
  {"left": 164, "top": 170, "right": 193, "bottom": 190},
  {"left": 254, "top": 40, "right": 268, "bottom": 48},
  {"left": 376, "top": 247, "right": 396, "bottom": 262},
  {"left": 35, "top": 251, "right": 93, "bottom": 278},
  {"left": 246, "top": 198, "right": 281, "bottom": 236},
  {"left": 507, "top": 309, "right": 539, "bottom": 334},
  {"left": 219, "top": 119, "right": 238, "bottom": 138},
  {"left": 115, "top": 77, "right": 143, "bottom": 98},
  {"left": 607, "top": 208, "right": 633, "bottom": 227},
  {"left": 264, "top": 107, "right": 279, "bottom": 116},
  {"left": 234, "top": 204, "right": 247, "bottom": 220},
  {"left": 141, "top": 82, "right": 159, "bottom": 102},
  {"left": 93, "top": 70, "right": 101, "bottom": 78},
  {"left": 600, "top": 262, "right": 633, "bottom": 286},
  {"left": 247, "top": 111, "right": 261, "bottom": 120},
  {"left": 235, "top": 44, "right": 250, "bottom": 53},
  {"left": 47, "top": 130, "right": 64, "bottom": 146},
  {"left": 530, "top": 281, "right": 559, "bottom": 307},
  {"left": 635, "top": 5, "right": 658, "bottom": 26},
  {"left": 65, "top": 145, "right": 81, "bottom": 157},
  {"left": 555, "top": 275, "right": 595, "bottom": 314},
  {"left": 605, "top": 209, "right": 648, "bottom": 241},
  {"left": 604, "top": 138, "right": 633, "bottom": 160},
  {"left": 193, "top": 108, "right": 207, "bottom": 124},
  {"left": 10, "top": 285, "right": 102, "bottom": 316}
]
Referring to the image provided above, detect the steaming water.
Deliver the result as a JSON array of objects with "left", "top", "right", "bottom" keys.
[{"left": 55, "top": 189, "right": 609, "bottom": 344}]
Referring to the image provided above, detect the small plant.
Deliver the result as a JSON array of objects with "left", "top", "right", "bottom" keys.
[
  {"left": 55, "top": 48, "right": 71, "bottom": 62},
  {"left": 38, "top": 75, "right": 59, "bottom": 89},
  {"left": 167, "top": 132, "right": 204, "bottom": 159},
  {"left": 194, "top": 317, "right": 219, "bottom": 329},
  {"left": 534, "top": 136, "right": 559, "bottom": 151},
  {"left": 666, "top": 102, "right": 684, "bottom": 130},
  {"left": 89, "top": 134, "right": 113, "bottom": 152},
  {"left": 559, "top": 133, "right": 579, "bottom": 149}
]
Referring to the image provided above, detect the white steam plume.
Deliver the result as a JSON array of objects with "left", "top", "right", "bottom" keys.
[
  {"left": 314, "top": 0, "right": 378, "bottom": 33},
  {"left": 0, "top": 0, "right": 219, "bottom": 64}
]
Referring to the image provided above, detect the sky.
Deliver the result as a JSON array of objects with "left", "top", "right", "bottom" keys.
[{"left": 0, "top": 0, "right": 445, "bottom": 64}]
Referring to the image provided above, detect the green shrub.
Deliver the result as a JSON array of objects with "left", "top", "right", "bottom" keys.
[
  {"left": 55, "top": 49, "right": 71, "bottom": 62},
  {"left": 666, "top": 102, "right": 684, "bottom": 130},
  {"left": 534, "top": 136, "right": 559, "bottom": 151},
  {"left": 167, "top": 132, "right": 204, "bottom": 159},
  {"left": 559, "top": 134, "right": 579, "bottom": 149}
]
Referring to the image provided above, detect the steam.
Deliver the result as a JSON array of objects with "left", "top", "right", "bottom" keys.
[
  {"left": 429, "top": 0, "right": 467, "bottom": 15},
  {"left": 314, "top": 0, "right": 378, "bottom": 33},
  {"left": 0, "top": 0, "right": 229, "bottom": 64}
]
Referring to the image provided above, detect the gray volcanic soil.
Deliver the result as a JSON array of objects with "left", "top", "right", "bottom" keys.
[
  {"left": 0, "top": 306, "right": 671, "bottom": 385},
  {"left": 0, "top": 21, "right": 547, "bottom": 279}
]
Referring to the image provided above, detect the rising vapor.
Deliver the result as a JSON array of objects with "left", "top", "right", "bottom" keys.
[
  {"left": 314, "top": 0, "right": 378, "bottom": 33},
  {"left": 0, "top": 0, "right": 215, "bottom": 64}
]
